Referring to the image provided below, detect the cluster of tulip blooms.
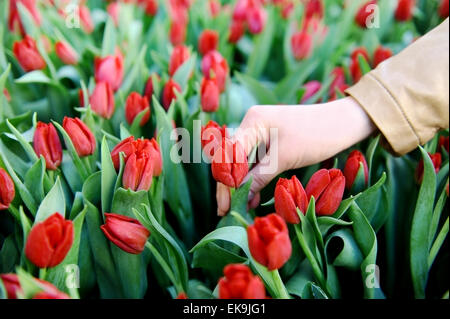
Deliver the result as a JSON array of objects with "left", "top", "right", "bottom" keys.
[{"left": 0, "top": 0, "right": 449, "bottom": 300}]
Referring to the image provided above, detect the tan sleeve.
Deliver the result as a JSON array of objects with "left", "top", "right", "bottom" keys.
[{"left": 346, "top": 18, "right": 449, "bottom": 156}]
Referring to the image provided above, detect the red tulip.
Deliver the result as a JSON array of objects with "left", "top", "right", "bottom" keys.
[
  {"left": 94, "top": 50, "right": 124, "bottom": 91},
  {"left": 281, "top": 0, "right": 294, "bottom": 19},
  {"left": 247, "top": 213, "right": 292, "bottom": 270},
  {"left": 201, "top": 78, "right": 220, "bottom": 112},
  {"left": 162, "top": 78, "right": 182, "bottom": 111},
  {"left": 329, "top": 67, "right": 349, "bottom": 100},
  {"left": 201, "top": 50, "right": 229, "bottom": 92},
  {"left": 233, "top": 0, "right": 249, "bottom": 22},
  {"left": 373, "top": 46, "right": 393, "bottom": 67},
  {"left": 415, "top": 153, "right": 442, "bottom": 184},
  {"left": 63, "top": 117, "right": 96, "bottom": 157},
  {"left": 228, "top": 20, "right": 245, "bottom": 44},
  {"left": 89, "top": 81, "right": 115, "bottom": 119},
  {"left": 300, "top": 80, "right": 321, "bottom": 103},
  {"left": 33, "top": 122, "right": 63, "bottom": 170},
  {"left": 122, "top": 151, "right": 154, "bottom": 191},
  {"left": 144, "top": 73, "right": 160, "bottom": 101},
  {"left": 32, "top": 280, "right": 70, "bottom": 299},
  {"left": 55, "top": 41, "right": 79, "bottom": 65},
  {"left": 169, "top": 45, "right": 190, "bottom": 77},
  {"left": 291, "top": 30, "right": 312, "bottom": 60},
  {"left": 0, "top": 168, "right": 15, "bottom": 210},
  {"left": 0, "top": 274, "right": 22, "bottom": 299},
  {"left": 80, "top": 5, "right": 94, "bottom": 33},
  {"left": 438, "top": 136, "right": 449, "bottom": 153},
  {"left": 395, "top": 0, "right": 415, "bottom": 22},
  {"left": 350, "top": 47, "right": 370, "bottom": 83},
  {"left": 211, "top": 138, "right": 248, "bottom": 188},
  {"left": 125, "top": 92, "right": 150, "bottom": 126},
  {"left": 305, "top": 0, "right": 324, "bottom": 19},
  {"left": 439, "top": 0, "right": 449, "bottom": 18},
  {"left": 25, "top": 213, "right": 74, "bottom": 268},
  {"left": 218, "top": 264, "right": 266, "bottom": 299},
  {"left": 13, "top": 35, "right": 46, "bottom": 72},
  {"left": 176, "top": 292, "right": 188, "bottom": 299},
  {"left": 343, "top": 150, "right": 369, "bottom": 190},
  {"left": 8, "top": 0, "right": 42, "bottom": 35},
  {"left": 111, "top": 137, "right": 162, "bottom": 176},
  {"left": 201, "top": 120, "right": 228, "bottom": 158},
  {"left": 246, "top": 3, "right": 267, "bottom": 34},
  {"left": 274, "top": 176, "right": 308, "bottom": 224},
  {"left": 355, "top": 0, "right": 377, "bottom": 28},
  {"left": 305, "top": 169, "right": 346, "bottom": 216},
  {"left": 170, "top": 20, "right": 187, "bottom": 46},
  {"left": 141, "top": 0, "right": 158, "bottom": 16},
  {"left": 100, "top": 213, "right": 150, "bottom": 254},
  {"left": 209, "top": 0, "right": 221, "bottom": 17},
  {"left": 107, "top": 1, "right": 119, "bottom": 25},
  {"left": 198, "top": 30, "right": 219, "bottom": 56}
]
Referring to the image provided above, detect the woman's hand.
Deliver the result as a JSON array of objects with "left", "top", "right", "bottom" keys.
[{"left": 216, "top": 96, "right": 376, "bottom": 216}]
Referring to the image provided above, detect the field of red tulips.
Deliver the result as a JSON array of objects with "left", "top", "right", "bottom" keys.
[{"left": 0, "top": 0, "right": 449, "bottom": 301}]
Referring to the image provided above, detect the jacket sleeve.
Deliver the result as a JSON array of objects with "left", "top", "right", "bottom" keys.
[{"left": 346, "top": 18, "right": 449, "bottom": 156}]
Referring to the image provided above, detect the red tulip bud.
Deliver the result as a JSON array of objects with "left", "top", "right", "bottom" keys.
[
  {"left": 305, "top": 0, "right": 324, "bottom": 19},
  {"left": 395, "top": 0, "right": 415, "bottom": 22},
  {"left": 198, "top": 30, "right": 219, "bottom": 56},
  {"left": 146, "top": 138, "right": 163, "bottom": 177},
  {"left": 343, "top": 150, "right": 369, "bottom": 190},
  {"left": 176, "top": 292, "right": 188, "bottom": 299},
  {"left": 415, "top": 153, "right": 442, "bottom": 184},
  {"left": 8, "top": 0, "right": 41, "bottom": 35},
  {"left": 111, "top": 136, "right": 137, "bottom": 170},
  {"left": 211, "top": 138, "right": 248, "bottom": 188},
  {"left": 247, "top": 213, "right": 292, "bottom": 270},
  {"left": 201, "top": 78, "right": 220, "bottom": 112},
  {"left": 209, "top": 0, "right": 221, "bottom": 17},
  {"left": 329, "top": 67, "right": 349, "bottom": 100},
  {"left": 107, "top": 1, "right": 119, "bottom": 25},
  {"left": 63, "top": 117, "right": 96, "bottom": 157},
  {"left": 439, "top": 0, "right": 449, "bottom": 18},
  {"left": 13, "top": 35, "right": 46, "bottom": 72},
  {"left": 80, "top": 5, "right": 94, "bottom": 33},
  {"left": 100, "top": 213, "right": 150, "bottom": 254},
  {"left": 89, "top": 81, "right": 115, "bottom": 119},
  {"left": 55, "top": 41, "right": 78, "bottom": 65},
  {"left": 0, "top": 274, "right": 22, "bottom": 299},
  {"left": 33, "top": 122, "right": 63, "bottom": 170},
  {"left": 201, "top": 50, "right": 229, "bottom": 92},
  {"left": 25, "top": 213, "right": 74, "bottom": 268},
  {"left": 201, "top": 120, "right": 228, "bottom": 159},
  {"left": 94, "top": 50, "right": 124, "bottom": 91},
  {"left": 274, "top": 176, "right": 308, "bottom": 224},
  {"left": 125, "top": 92, "right": 150, "bottom": 126},
  {"left": 355, "top": 0, "right": 377, "bottom": 28},
  {"left": 228, "top": 20, "right": 245, "bottom": 44},
  {"left": 170, "top": 20, "right": 187, "bottom": 46},
  {"left": 218, "top": 264, "right": 266, "bottom": 299},
  {"left": 169, "top": 45, "right": 190, "bottom": 77},
  {"left": 291, "top": 30, "right": 312, "bottom": 60},
  {"left": 373, "top": 46, "right": 393, "bottom": 67},
  {"left": 350, "top": 47, "right": 370, "bottom": 83},
  {"left": 246, "top": 2, "right": 266, "bottom": 34},
  {"left": 142, "top": 0, "right": 159, "bottom": 16},
  {"left": 438, "top": 136, "right": 449, "bottom": 153},
  {"left": 123, "top": 151, "right": 154, "bottom": 191},
  {"left": 301, "top": 80, "right": 321, "bottom": 103},
  {"left": 162, "top": 78, "right": 182, "bottom": 111},
  {"left": 305, "top": 168, "right": 346, "bottom": 216},
  {"left": 32, "top": 279, "right": 70, "bottom": 299},
  {"left": 144, "top": 73, "right": 160, "bottom": 101},
  {"left": 0, "top": 168, "right": 15, "bottom": 210}
]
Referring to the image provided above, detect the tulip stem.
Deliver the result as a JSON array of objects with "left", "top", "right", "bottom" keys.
[
  {"left": 82, "top": 156, "right": 92, "bottom": 175},
  {"left": 294, "top": 224, "right": 330, "bottom": 297},
  {"left": 7, "top": 205, "right": 20, "bottom": 223},
  {"left": 230, "top": 211, "right": 249, "bottom": 228},
  {"left": 39, "top": 268, "right": 47, "bottom": 280},
  {"left": 271, "top": 270, "right": 291, "bottom": 299},
  {"left": 145, "top": 241, "right": 183, "bottom": 294}
]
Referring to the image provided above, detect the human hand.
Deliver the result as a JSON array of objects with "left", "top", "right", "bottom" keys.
[{"left": 216, "top": 96, "right": 376, "bottom": 216}]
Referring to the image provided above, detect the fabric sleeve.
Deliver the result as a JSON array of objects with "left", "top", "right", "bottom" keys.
[{"left": 346, "top": 18, "right": 449, "bottom": 155}]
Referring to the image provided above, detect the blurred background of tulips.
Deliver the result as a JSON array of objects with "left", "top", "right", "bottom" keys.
[{"left": 0, "top": 0, "right": 448, "bottom": 300}]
